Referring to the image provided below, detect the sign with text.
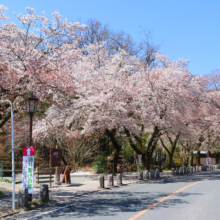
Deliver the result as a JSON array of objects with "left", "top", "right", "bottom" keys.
[
  {"left": 206, "top": 157, "right": 211, "bottom": 165},
  {"left": 50, "top": 149, "right": 61, "bottom": 167},
  {"left": 22, "top": 147, "right": 35, "bottom": 194}
]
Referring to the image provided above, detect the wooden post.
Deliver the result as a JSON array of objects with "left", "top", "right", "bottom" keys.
[
  {"left": 55, "top": 146, "right": 61, "bottom": 185},
  {"left": 36, "top": 167, "right": 39, "bottom": 184},
  {"left": 49, "top": 169, "right": 51, "bottom": 187}
]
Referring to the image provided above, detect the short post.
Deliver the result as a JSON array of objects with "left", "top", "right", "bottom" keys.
[
  {"left": 17, "top": 188, "right": 28, "bottom": 208},
  {"left": 150, "top": 169, "right": 155, "bottom": 179},
  {"left": 116, "top": 173, "right": 122, "bottom": 185},
  {"left": 55, "top": 146, "right": 61, "bottom": 185},
  {"left": 40, "top": 184, "right": 49, "bottom": 203},
  {"left": 138, "top": 171, "right": 143, "bottom": 180},
  {"left": 187, "top": 166, "right": 190, "bottom": 173},
  {"left": 98, "top": 175, "right": 104, "bottom": 188},
  {"left": 171, "top": 168, "right": 175, "bottom": 175},
  {"left": 193, "top": 166, "right": 196, "bottom": 173},
  {"left": 179, "top": 167, "right": 183, "bottom": 175},
  {"left": 107, "top": 174, "right": 114, "bottom": 187},
  {"left": 144, "top": 170, "right": 149, "bottom": 179},
  {"left": 155, "top": 169, "right": 160, "bottom": 178},
  {"left": 176, "top": 167, "right": 179, "bottom": 175},
  {"left": 190, "top": 166, "right": 193, "bottom": 173}
]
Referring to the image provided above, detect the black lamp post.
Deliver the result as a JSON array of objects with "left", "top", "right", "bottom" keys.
[
  {"left": 26, "top": 97, "right": 38, "bottom": 146},
  {"left": 26, "top": 97, "right": 38, "bottom": 202}
]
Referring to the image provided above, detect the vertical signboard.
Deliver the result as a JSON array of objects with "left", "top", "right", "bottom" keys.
[
  {"left": 50, "top": 149, "right": 62, "bottom": 167},
  {"left": 206, "top": 157, "right": 211, "bottom": 165},
  {"left": 22, "top": 147, "right": 35, "bottom": 194}
]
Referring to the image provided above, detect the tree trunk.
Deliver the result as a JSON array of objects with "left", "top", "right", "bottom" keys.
[
  {"left": 196, "top": 151, "right": 200, "bottom": 165},
  {"left": 105, "top": 129, "right": 122, "bottom": 174},
  {"left": 167, "top": 152, "right": 173, "bottom": 169},
  {"left": 113, "top": 148, "right": 120, "bottom": 173},
  {"left": 145, "top": 151, "right": 153, "bottom": 170}
]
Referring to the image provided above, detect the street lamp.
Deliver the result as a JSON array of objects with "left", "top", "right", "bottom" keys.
[
  {"left": 26, "top": 96, "right": 38, "bottom": 202},
  {"left": 26, "top": 97, "right": 38, "bottom": 146}
]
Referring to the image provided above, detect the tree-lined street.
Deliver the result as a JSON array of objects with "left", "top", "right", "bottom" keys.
[
  {"left": 4, "top": 170, "right": 220, "bottom": 220},
  {"left": 0, "top": 1, "right": 220, "bottom": 219}
]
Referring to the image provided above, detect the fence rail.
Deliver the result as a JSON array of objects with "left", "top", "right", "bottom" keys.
[{"left": 35, "top": 167, "right": 54, "bottom": 187}]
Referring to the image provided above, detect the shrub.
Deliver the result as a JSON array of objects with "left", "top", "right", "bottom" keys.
[{"left": 92, "top": 151, "right": 107, "bottom": 174}]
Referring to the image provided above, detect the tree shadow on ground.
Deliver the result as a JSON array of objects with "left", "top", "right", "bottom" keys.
[
  {"left": 7, "top": 170, "right": 220, "bottom": 220},
  {"left": 8, "top": 190, "right": 203, "bottom": 219}
]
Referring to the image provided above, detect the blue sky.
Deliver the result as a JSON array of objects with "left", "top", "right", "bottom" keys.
[{"left": 1, "top": 0, "right": 219, "bottom": 76}]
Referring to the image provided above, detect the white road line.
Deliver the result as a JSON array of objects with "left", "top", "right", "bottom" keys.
[{"left": 24, "top": 204, "right": 74, "bottom": 220}]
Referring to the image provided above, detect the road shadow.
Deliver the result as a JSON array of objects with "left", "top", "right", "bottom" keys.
[
  {"left": 7, "top": 189, "right": 203, "bottom": 219},
  {"left": 6, "top": 170, "right": 220, "bottom": 220}
]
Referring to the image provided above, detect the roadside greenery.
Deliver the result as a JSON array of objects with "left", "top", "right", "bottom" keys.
[
  {"left": 0, "top": 179, "right": 12, "bottom": 183},
  {"left": 0, "top": 190, "right": 5, "bottom": 195},
  {"left": 92, "top": 151, "right": 108, "bottom": 173}
]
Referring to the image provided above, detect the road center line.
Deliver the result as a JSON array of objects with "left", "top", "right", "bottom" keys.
[{"left": 128, "top": 174, "right": 220, "bottom": 220}]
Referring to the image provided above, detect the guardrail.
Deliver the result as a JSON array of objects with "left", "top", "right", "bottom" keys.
[{"left": 35, "top": 167, "right": 54, "bottom": 187}]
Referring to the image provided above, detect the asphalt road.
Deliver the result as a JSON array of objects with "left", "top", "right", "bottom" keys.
[{"left": 6, "top": 171, "right": 220, "bottom": 220}]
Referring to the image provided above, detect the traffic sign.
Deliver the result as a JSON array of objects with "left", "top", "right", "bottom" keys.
[{"left": 23, "top": 147, "right": 35, "bottom": 156}]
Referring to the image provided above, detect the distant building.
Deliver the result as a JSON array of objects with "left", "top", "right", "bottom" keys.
[{"left": 192, "top": 151, "right": 217, "bottom": 165}]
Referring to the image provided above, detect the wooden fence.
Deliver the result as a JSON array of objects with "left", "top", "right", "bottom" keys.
[{"left": 35, "top": 167, "right": 54, "bottom": 187}]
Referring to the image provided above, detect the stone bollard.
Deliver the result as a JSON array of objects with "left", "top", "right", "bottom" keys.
[
  {"left": 176, "top": 167, "right": 179, "bottom": 175},
  {"left": 150, "top": 169, "right": 155, "bottom": 179},
  {"left": 98, "top": 175, "right": 105, "bottom": 188},
  {"left": 193, "top": 167, "right": 196, "bottom": 173},
  {"left": 179, "top": 167, "right": 183, "bottom": 175},
  {"left": 107, "top": 174, "right": 114, "bottom": 187},
  {"left": 171, "top": 168, "right": 175, "bottom": 175},
  {"left": 40, "top": 184, "right": 49, "bottom": 203},
  {"left": 155, "top": 169, "right": 160, "bottom": 178},
  {"left": 17, "top": 188, "right": 28, "bottom": 208},
  {"left": 116, "top": 174, "right": 122, "bottom": 185},
  {"left": 215, "top": 165, "right": 218, "bottom": 170},
  {"left": 144, "top": 170, "right": 149, "bottom": 179},
  {"left": 187, "top": 166, "right": 190, "bottom": 173},
  {"left": 199, "top": 166, "right": 202, "bottom": 172},
  {"left": 138, "top": 171, "right": 143, "bottom": 180},
  {"left": 190, "top": 166, "right": 193, "bottom": 173}
]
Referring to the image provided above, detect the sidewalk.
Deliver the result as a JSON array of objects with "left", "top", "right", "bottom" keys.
[{"left": 0, "top": 175, "right": 139, "bottom": 218}]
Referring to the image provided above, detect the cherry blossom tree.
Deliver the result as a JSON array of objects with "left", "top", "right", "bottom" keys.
[{"left": 0, "top": 5, "right": 86, "bottom": 128}]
